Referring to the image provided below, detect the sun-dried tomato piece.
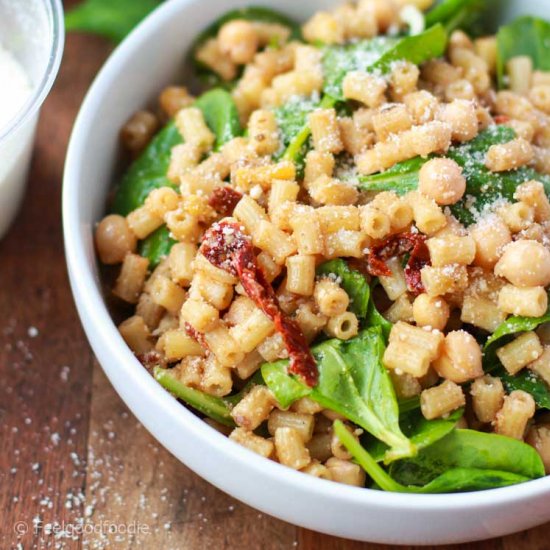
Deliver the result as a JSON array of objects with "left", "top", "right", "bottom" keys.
[
  {"left": 200, "top": 220, "right": 318, "bottom": 386},
  {"left": 208, "top": 186, "right": 243, "bottom": 216},
  {"left": 183, "top": 322, "right": 209, "bottom": 351},
  {"left": 366, "top": 232, "right": 430, "bottom": 295},
  {"left": 136, "top": 350, "right": 166, "bottom": 371},
  {"left": 494, "top": 115, "right": 510, "bottom": 124}
]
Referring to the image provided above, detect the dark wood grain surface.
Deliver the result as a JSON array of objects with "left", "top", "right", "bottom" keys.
[{"left": 1, "top": 7, "right": 550, "bottom": 549}]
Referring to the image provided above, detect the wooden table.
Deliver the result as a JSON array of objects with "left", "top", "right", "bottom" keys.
[{"left": 0, "top": 9, "right": 548, "bottom": 550}]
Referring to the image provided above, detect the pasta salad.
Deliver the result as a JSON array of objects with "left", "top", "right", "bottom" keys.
[{"left": 95, "top": 0, "right": 550, "bottom": 493}]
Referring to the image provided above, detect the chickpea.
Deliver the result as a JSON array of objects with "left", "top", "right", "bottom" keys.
[
  {"left": 218, "top": 20, "right": 259, "bottom": 65},
  {"left": 120, "top": 110, "right": 159, "bottom": 154},
  {"left": 433, "top": 330, "right": 483, "bottom": 384},
  {"left": 412, "top": 294, "right": 450, "bottom": 331},
  {"left": 469, "top": 214, "right": 512, "bottom": 269},
  {"left": 418, "top": 158, "right": 466, "bottom": 206},
  {"left": 494, "top": 239, "right": 550, "bottom": 287},
  {"left": 95, "top": 214, "right": 137, "bottom": 265}
]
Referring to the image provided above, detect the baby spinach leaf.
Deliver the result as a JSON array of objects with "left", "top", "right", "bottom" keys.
[
  {"left": 357, "top": 157, "right": 424, "bottom": 194},
  {"left": 262, "top": 328, "right": 414, "bottom": 461},
  {"left": 138, "top": 226, "right": 176, "bottom": 268},
  {"left": 495, "top": 367, "right": 550, "bottom": 410},
  {"left": 370, "top": 24, "right": 448, "bottom": 74},
  {"left": 316, "top": 259, "right": 371, "bottom": 318},
  {"left": 322, "top": 37, "right": 397, "bottom": 101},
  {"left": 154, "top": 367, "right": 236, "bottom": 427},
  {"left": 323, "top": 25, "right": 447, "bottom": 102},
  {"left": 447, "top": 126, "right": 550, "bottom": 225},
  {"left": 112, "top": 122, "right": 181, "bottom": 216},
  {"left": 315, "top": 260, "right": 392, "bottom": 338},
  {"left": 483, "top": 301, "right": 550, "bottom": 401},
  {"left": 425, "top": 0, "right": 485, "bottom": 34},
  {"left": 334, "top": 421, "right": 530, "bottom": 493},
  {"left": 366, "top": 408, "right": 463, "bottom": 462},
  {"left": 398, "top": 395, "right": 421, "bottom": 413},
  {"left": 359, "top": 125, "right": 550, "bottom": 226},
  {"left": 278, "top": 94, "right": 336, "bottom": 176},
  {"left": 485, "top": 306, "right": 550, "bottom": 349},
  {"left": 112, "top": 89, "right": 241, "bottom": 266},
  {"left": 412, "top": 468, "right": 529, "bottom": 493},
  {"left": 389, "top": 429, "right": 545, "bottom": 486},
  {"left": 366, "top": 280, "right": 393, "bottom": 340},
  {"left": 261, "top": 360, "right": 310, "bottom": 409},
  {"left": 497, "top": 16, "right": 550, "bottom": 88},
  {"left": 195, "top": 88, "right": 242, "bottom": 151},
  {"left": 65, "top": 0, "right": 162, "bottom": 43},
  {"left": 274, "top": 94, "right": 322, "bottom": 174}
]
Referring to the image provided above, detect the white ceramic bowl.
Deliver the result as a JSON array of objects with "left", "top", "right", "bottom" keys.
[{"left": 63, "top": 0, "right": 550, "bottom": 544}]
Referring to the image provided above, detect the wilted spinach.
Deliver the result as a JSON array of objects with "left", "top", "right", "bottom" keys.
[
  {"left": 497, "top": 16, "right": 550, "bottom": 88},
  {"left": 335, "top": 422, "right": 542, "bottom": 493},
  {"left": 322, "top": 25, "right": 447, "bottom": 101},
  {"left": 365, "top": 408, "right": 463, "bottom": 462},
  {"left": 155, "top": 367, "right": 236, "bottom": 427},
  {"left": 389, "top": 429, "right": 545, "bottom": 485},
  {"left": 316, "top": 259, "right": 392, "bottom": 338},
  {"left": 112, "top": 88, "right": 241, "bottom": 266},
  {"left": 262, "top": 328, "right": 414, "bottom": 461},
  {"left": 316, "top": 259, "right": 371, "bottom": 318},
  {"left": 358, "top": 125, "right": 550, "bottom": 226},
  {"left": 425, "top": 0, "right": 485, "bottom": 34}
]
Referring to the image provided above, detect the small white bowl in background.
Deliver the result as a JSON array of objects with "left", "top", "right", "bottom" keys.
[
  {"left": 0, "top": 0, "right": 64, "bottom": 239},
  {"left": 63, "top": 0, "right": 550, "bottom": 544}
]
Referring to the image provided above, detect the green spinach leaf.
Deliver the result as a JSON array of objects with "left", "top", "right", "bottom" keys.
[
  {"left": 112, "top": 121, "right": 181, "bottom": 216},
  {"left": 370, "top": 24, "right": 448, "bottom": 74},
  {"left": 485, "top": 306, "right": 550, "bottom": 349},
  {"left": 389, "top": 428, "right": 545, "bottom": 486},
  {"left": 316, "top": 259, "right": 371, "bottom": 318},
  {"left": 447, "top": 126, "right": 550, "bottom": 225},
  {"left": 315, "top": 259, "right": 392, "bottom": 338},
  {"left": 495, "top": 367, "right": 550, "bottom": 410},
  {"left": 322, "top": 37, "right": 397, "bottom": 101},
  {"left": 425, "top": 0, "right": 485, "bottom": 34},
  {"left": 359, "top": 125, "right": 550, "bottom": 226},
  {"left": 195, "top": 88, "right": 242, "bottom": 151},
  {"left": 334, "top": 421, "right": 532, "bottom": 493},
  {"left": 138, "top": 226, "right": 177, "bottom": 268},
  {"left": 279, "top": 94, "right": 336, "bottom": 176},
  {"left": 154, "top": 367, "right": 236, "bottom": 427},
  {"left": 262, "top": 328, "right": 414, "bottom": 461},
  {"left": 322, "top": 25, "right": 447, "bottom": 101},
  {"left": 112, "top": 89, "right": 241, "bottom": 266},
  {"left": 357, "top": 157, "right": 424, "bottom": 194},
  {"left": 65, "top": 0, "right": 161, "bottom": 42},
  {"left": 497, "top": 16, "right": 550, "bottom": 88},
  {"left": 366, "top": 408, "right": 463, "bottom": 462},
  {"left": 483, "top": 301, "right": 550, "bottom": 409}
]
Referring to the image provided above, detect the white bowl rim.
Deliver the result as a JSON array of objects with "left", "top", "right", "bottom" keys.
[{"left": 62, "top": 0, "right": 550, "bottom": 518}]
